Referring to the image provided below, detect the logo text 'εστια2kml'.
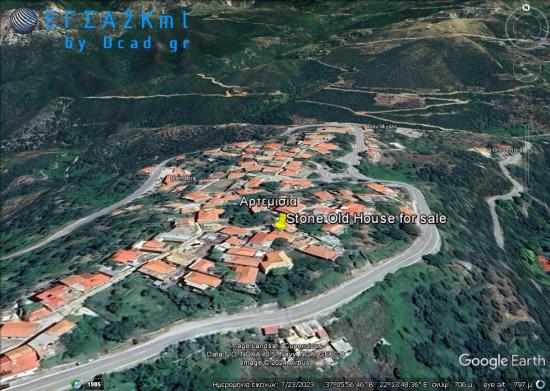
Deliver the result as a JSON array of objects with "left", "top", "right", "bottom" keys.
[
  {"left": 45, "top": 9, "right": 190, "bottom": 54},
  {"left": 45, "top": 10, "right": 188, "bottom": 30}
]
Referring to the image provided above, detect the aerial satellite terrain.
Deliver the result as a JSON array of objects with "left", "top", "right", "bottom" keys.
[{"left": 0, "top": 1, "right": 548, "bottom": 390}]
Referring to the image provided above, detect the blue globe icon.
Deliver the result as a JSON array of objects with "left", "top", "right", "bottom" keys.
[{"left": 10, "top": 8, "right": 38, "bottom": 35}]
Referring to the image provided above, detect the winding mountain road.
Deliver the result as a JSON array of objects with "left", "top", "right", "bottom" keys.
[
  {"left": 486, "top": 141, "right": 532, "bottom": 248},
  {"left": 5, "top": 123, "right": 441, "bottom": 390}
]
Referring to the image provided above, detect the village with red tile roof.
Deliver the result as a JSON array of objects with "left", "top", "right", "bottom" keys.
[{"left": 0, "top": 124, "right": 418, "bottom": 380}]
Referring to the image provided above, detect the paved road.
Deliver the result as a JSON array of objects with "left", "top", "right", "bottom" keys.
[
  {"left": 1, "top": 160, "right": 171, "bottom": 260},
  {"left": 6, "top": 123, "right": 441, "bottom": 390}
]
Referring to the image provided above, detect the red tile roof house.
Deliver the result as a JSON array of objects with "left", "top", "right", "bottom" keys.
[
  {"left": 134, "top": 239, "right": 167, "bottom": 253},
  {"left": 220, "top": 193, "right": 241, "bottom": 203},
  {"left": 536, "top": 255, "right": 550, "bottom": 273},
  {"left": 315, "top": 325, "right": 329, "bottom": 340},
  {"left": 399, "top": 206, "right": 415, "bottom": 216},
  {"left": 183, "top": 191, "right": 212, "bottom": 202},
  {"left": 189, "top": 259, "right": 216, "bottom": 274},
  {"left": 299, "top": 245, "right": 339, "bottom": 261},
  {"left": 223, "top": 255, "right": 262, "bottom": 268},
  {"left": 61, "top": 273, "right": 111, "bottom": 292},
  {"left": 0, "top": 345, "right": 39, "bottom": 377},
  {"left": 26, "top": 307, "right": 51, "bottom": 322},
  {"left": 231, "top": 141, "right": 253, "bottom": 149},
  {"left": 366, "top": 182, "right": 395, "bottom": 196},
  {"left": 183, "top": 272, "right": 222, "bottom": 291},
  {"left": 223, "top": 236, "right": 244, "bottom": 246},
  {"left": 138, "top": 166, "right": 156, "bottom": 175},
  {"left": 313, "top": 191, "right": 335, "bottom": 201},
  {"left": 0, "top": 321, "right": 39, "bottom": 339},
  {"left": 245, "top": 177, "right": 263, "bottom": 189},
  {"left": 243, "top": 165, "right": 262, "bottom": 173},
  {"left": 244, "top": 147, "right": 261, "bottom": 154},
  {"left": 338, "top": 190, "right": 357, "bottom": 202},
  {"left": 260, "top": 251, "right": 294, "bottom": 274},
  {"left": 261, "top": 325, "right": 279, "bottom": 335},
  {"left": 175, "top": 217, "right": 195, "bottom": 227},
  {"left": 231, "top": 265, "right": 259, "bottom": 286},
  {"left": 227, "top": 171, "right": 246, "bottom": 179},
  {"left": 312, "top": 142, "right": 339, "bottom": 154},
  {"left": 139, "top": 261, "right": 178, "bottom": 281},
  {"left": 35, "top": 284, "right": 80, "bottom": 310},
  {"left": 265, "top": 143, "right": 283, "bottom": 150},
  {"left": 306, "top": 133, "right": 334, "bottom": 141},
  {"left": 238, "top": 160, "right": 258, "bottom": 168},
  {"left": 320, "top": 224, "right": 346, "bottom": 235},
  {"left": 45, "top": 319, "right": 76, "bottom": 337},
  {"left": 279, "top": 170, "right": 298, "bottom": 177},
  {"left": 112, "top": 249, "right": 144, "bottom": 264},
  {"left": 279, "top": 160, "right": 302, "bottom": 175},
  {"left": 196, "top": 208, "right": 224, "bottom": 223},
  {"left": 261, "top": 166, "right": 279, "bottom": 174},
  {"left": 219, "top": 226, "right": 251, "bottom": 236},
  {"left": 235, "top": 188, "right": 263, "bottom": 195},
  {"left": 207, "top": 172, "right": 226, "bottom": 179},
  {"left": 308, "top": 206, "right": 336, "bottom": 220},
  {"left": 247, "top": 232, "right": 275, "bottom": 249}
]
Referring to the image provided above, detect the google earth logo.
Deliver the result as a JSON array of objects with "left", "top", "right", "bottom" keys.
[
  {"left": 71, "top": 378, "right": 82, "bottom": 389},
  {"left": 9, "top": 8, "right": 38, "bottom": 34}
]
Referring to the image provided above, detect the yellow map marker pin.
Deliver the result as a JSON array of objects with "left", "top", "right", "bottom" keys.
[{"left": 273, "top": 213, "right": 287, "bottom": 231}]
